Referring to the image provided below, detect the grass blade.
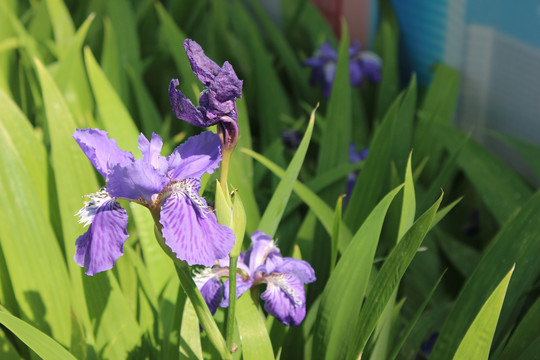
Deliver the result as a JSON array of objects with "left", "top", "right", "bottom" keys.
[
  {"left": 0, "top": 311, "right": 77, "bottom": 360},
  {"left": 257, "top": 107, "right": 316, "bottom": 237},
  {"left": 452, "top": 266, "right": 514, "bottom": 360},
  {"left": 347, "top": 193, "right": 443, "bottom": 359}
]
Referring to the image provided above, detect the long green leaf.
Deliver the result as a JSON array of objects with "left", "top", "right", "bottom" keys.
[
  {"left": 0, "top": 90, "right": 71, "bottom": 346},
  {"left": 317, "top": 21, "right": 351, "bottom": 178},
  {"left": 452, "top": 266, "right": 514, "bottom": 360},
  {"left": 257, "top": 107, "right": 315, "bottom": 237},
  {"left": 347, "top": 193, "right": 443, "bottom": 359},
  {"left": 431, "top": 122, "right": 531, "bottom": 225},
  {"left": 388, "top": 271, "right": 446, "bottom": 360},
  {"left": 84, "top": 46, "right": 139, "bottom": 153},
  {"left": 430, "top": 190, "right": 540, "bottom": 359},
  {"left": 498, "top": 296, "right": 540, "bottom": 360},
  {"left": 0, "top": 311, "right": 76, "bottom": 360},
  {"left": 35, "top": 58, "right": 98, "bottom": 342},
  {"left": 313, "top": 185, "right": 403, "bottom": 360},
  {"left": 154, "top": 2, "right": 199, "bottom": 101},
  {"left": 236, "top": 293, "right": 274, "bottom": 360},
  {"left": 345, "top": 92, "right": 402, "bottom": 230},
  {"left": 242, "top": 149, "right": 354, "bottom": 251},
  {"left": 44, "top": 0, "right": 75, "bottom": 53}
]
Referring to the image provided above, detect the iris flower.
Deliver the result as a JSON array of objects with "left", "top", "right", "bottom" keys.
[
  {"left": 193, "top": 231, "right": 316, "bottom": 326},
  {"left": 169, "top": 39, "right": 243, "bottom": 150},
  {"left": 304, "top": 40, "right": 382, "bottom": 98},
  {"left": 73, "top": 129, "right": 235, "bottom": 275}
]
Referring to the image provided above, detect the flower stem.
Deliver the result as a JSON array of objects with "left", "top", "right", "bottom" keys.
[
  {"left": 220, "top": 148, "right": 233, "bottom": 196},
  {"left": 226, "top": 256, "right": 238, "bottom": 349},
  {"left": 153, "top": 225, "right": 231, "bottom": 359}
]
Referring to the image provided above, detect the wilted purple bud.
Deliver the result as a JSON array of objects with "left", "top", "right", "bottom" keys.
[
  {"left": 304, "top": 40, "right": 382, "bottom": 98},
  {"left": 169, "top": 39, "right": 243, "bottom": 150}
]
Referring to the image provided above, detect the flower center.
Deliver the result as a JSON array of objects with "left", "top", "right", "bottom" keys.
[{"left": 75, "top": 188, "right": 114, "bottom": 227}]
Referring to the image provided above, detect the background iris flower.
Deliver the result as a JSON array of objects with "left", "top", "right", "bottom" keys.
[
  {"left": 73, "top": 129, "right": 235, "bottom": 275},
  {"left": 194, "top": 230, "right": 316, "bottom": 327},
  {"left": 304, "top": 40, "right": 382, "bottom": 98}
]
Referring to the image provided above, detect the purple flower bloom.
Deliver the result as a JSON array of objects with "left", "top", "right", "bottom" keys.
[
  {"left": 303, "top": 40, "right": 382, "bottom": 98},
  {"left": 169, "top": 39, "right": 243, "bottom": 150},
  {"left": 73, "top": 129, "right": 235, "bottom": 275},
  {"left": 193, "top": 230, "right": 316, "bottom": 327}
]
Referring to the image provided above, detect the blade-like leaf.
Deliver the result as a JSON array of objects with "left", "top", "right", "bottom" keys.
[
  {"left": 236, "top": 292, "right": 274, "bottom": 360},
  {"left": 431, "top": 122, "right": 531, "bottom": 225},
  {"left": 452, "top": 266, "right": 514, "bottom": 360},
  {"left": 430, "top": 190, "right": 540, "bottom": 359},
  {"left": 241, "top": 149, "right": 354, "bottom": 251},
  {"left": 347, "top": 193, "right": 443, "bottom": 359},
  {"left": 313, "top": 185, "right": 403, "bottom": 360},
  {"left": 84, "top": 46, "right": 139, "bottom": 153},
  {"left": 0, "top": 311, "right": 77, "bottom": 360},
  {"left": 258, "top": 107, "right": 316, "bottom": 237},
  {"left": 0, "top": 90, "right": 71, "bottom": 345}
]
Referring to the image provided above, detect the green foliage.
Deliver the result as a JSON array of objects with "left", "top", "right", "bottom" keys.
[{"left": 0, "top": 1, "right": 538, "bottom": 359}]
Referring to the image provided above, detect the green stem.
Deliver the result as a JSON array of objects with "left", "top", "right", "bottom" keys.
[
  {"left": 153, "top": 226, "right": 231, "bottom": 359},
  {"left": 226, "top": 256, "right": 238, "bottom": 349},
  {"left": 220, "top": 149, "right": 232, "bottom": 197}
]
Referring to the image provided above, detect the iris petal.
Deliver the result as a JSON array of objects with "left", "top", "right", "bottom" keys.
[
  {"left": 74, "top": 199, "right": 129, "bottom": 276},
  {"left": 194, "top": 268, "right": 225, "bottom": 315},
  {"left": 73, "top": 128, "right": 134, "bottom": 180},
  {"left": 274, "top": 258, "right": 316, "bottom": 284},
  {"left": 168, "top": 131, "right": 222, "bottom": 181},
  {"left": 261, "top": 273, "right": 306, "bottom": 327},
  {"left": 138, "top": 132, "right": 167, "bottom": 171},
  {"left": 160, "top": 192, "right": 234, "bottom": 267},
  {"left": 183, "top": 39, "right": 221, "bottom": 86},
  {"left": 107, "top": 160, "right": 168, "bottom": 203},
  {"left": 168, "top": 79, "right": 208, "bottom": 127},
  {"left": 244, "top": 230, "right": 280, "bottom": 273}
]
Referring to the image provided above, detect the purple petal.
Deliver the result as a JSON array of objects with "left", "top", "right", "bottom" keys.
[
  {"left": 138, "top": 133, "right": 168, "bottom": 172},
  {"left": 209, "top": 61, "right": 243, "bottom": 102},
  {"left": 244, "top": 231, "right": 281, "bottom": 273},
  {"left": 349, "top": 143, "right": 369, "bottom": 163},
  {"left": 74, "top": 200, "right": 128, "bottom": 276},
  {"left": 160, "top": 192, "right": 234, "bottom": 267},
  {"left": 360, "top": 52, "right": 382, "bottom": 83},
  {"left": 220, "top": 273, "right": 253, "bottom": 308},
  {"left": 169, "top": 79, "right": 209, "bottom": 127},
  {"left": 274, "top": 258, "right": 316, "bottom": 284},
  {"left": 107, "top": 160, "right": 168, "bottom": 203},
  {"left": 318, "top": 42, "right": 338, "bottom": 60},
  {"left": 349, "top": 61, "right": 364, "bottom": 86},
  {"left": 261, "top": 273, "right": 306, "bottom": 327},
  {"left": 73, "top": 128, "right": 134, "bottom": 179},
  {"left": 194, "top": 268, "right": 225, "bottom": 315},
  {"left": 168, "top": 132, "right": 222, "bottom": 181},
  {"left": 348, "top": 40, "right": 362, "bottom": 57},
  {"left": 183, "top": 39, "right": 221, "bottom": 86}
]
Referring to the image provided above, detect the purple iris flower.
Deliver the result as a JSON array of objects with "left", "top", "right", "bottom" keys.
[
  {"left": 73, "top": 128, "right": 235, "bottom": 275},
  {"left": 169, "top": 39, "right": 243, "bottom": 150},
  {"left": 345, "top": 143, "right": 369, "bottom": 206},
  {"left": 303, "top": 40, "right": 382, "bottom": 98},
  {"left": 193, "top": 231, "right": 316, "bottom": 326}
]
